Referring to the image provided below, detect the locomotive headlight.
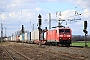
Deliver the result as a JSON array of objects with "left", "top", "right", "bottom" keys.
[
  {"left": 60, "top": 35, "right": 63, "bottom": 37},
  {"left": 69, "top": 38, "right": 70, "bottom": 39},
  {"left": 60, "top": 38, "right": 61, "bottom": 39},
  {"left": 67, "top": 35, "right": 70, "bottom": 37}
]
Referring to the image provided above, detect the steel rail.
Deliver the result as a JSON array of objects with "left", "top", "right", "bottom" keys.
[
  {"left": 2, "top": 45, "right": 31, "bottom": 60},
  {"left": 1, "top": 46, "right": 15, "bottom": 60},
  {"left": 10, "top": 47, "right": 31, "bottom": 60}
]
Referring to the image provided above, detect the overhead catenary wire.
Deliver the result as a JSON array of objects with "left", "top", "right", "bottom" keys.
[
  {"left": 1, "top": 0, "right": 90, "bottom": 22},
  {"left": 24, "top": 0, "right": 57, "bottom": 12},
  {"left": 75, "top": 0, "right": 85, "bottom": 8},
  {"left": 1, "top": 0, "right": 89, "bottom": 19},
  {"left": 65, "top": 2, "right": 90, "bottom": 19},
  {"left": 61, "top": 0, "right": 90, "bottom": 19},
  {"left": 66, "top": 9, "right": 90, "bottom": 19}
]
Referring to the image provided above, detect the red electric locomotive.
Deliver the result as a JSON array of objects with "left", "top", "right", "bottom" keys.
[{"left": 44, "top": 27, "right": 72, "bottom": 46}]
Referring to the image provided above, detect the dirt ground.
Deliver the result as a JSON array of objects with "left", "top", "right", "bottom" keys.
[{"left": 0, "top": 42, "right": 90, "bottom": 60}]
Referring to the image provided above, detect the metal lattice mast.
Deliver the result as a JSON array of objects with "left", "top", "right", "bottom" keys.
[
  {"left": 49, "top": 13, "right": 51, "bottom": 30},
  {"left": 1, "top": 23, "right": 3, "bottom": 42}
]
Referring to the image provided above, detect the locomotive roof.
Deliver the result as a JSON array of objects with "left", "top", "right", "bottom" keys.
[
  {"left": 57, "top": 27, "right": 71, "bottom": 29},
  {"left": 47, "top": 27, "right": 71, "bottom": 31}
]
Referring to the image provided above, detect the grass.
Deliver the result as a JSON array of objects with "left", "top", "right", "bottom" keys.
[{"left": 71, "top": 41, "right": 90, "bottom": 47}]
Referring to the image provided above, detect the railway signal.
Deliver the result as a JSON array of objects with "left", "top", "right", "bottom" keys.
[
  {"left": 38, "top": 14, "right": 42, "bottom": 26},
  {"left": 83, "top": 21, "right": 88, "bottom": 34},
  {"left": 22, "top": 25, "right": 24, "bottom": 33},
  {"left": 21, "top": 25, "right": 24, "bottom": 43},
  {"left": 83, "top": 29, "right": 88, "bottom": 34},
  {"left": 83, "top": 21, "right": 88, "bottom": 47},
  {"left": 84, "top": 21, "right": 87, "bottom": 29},
  {"left": 38, "top": 14, "right": 42, "bottom": 46}
]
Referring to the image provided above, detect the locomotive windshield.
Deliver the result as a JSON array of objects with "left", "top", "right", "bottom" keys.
[
  {"left": 59, "top": 29, "right": 64, "bottom": 33},
  {"left": 59, "top": 29, "right": 70, "bottom": 33},
  {"left": 65, "top": 29, "right": 70, "bottom": 33}
]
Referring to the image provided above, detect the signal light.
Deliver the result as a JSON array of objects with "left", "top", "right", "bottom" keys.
[
  {"left": 38, "top": 27, "right": 42, "bottom": 32},
  {"left": 38, "top": 19, "right": 41, "bottom": 25},
  {"left": 84, "top": 21, "right": 87, "bottom": 29},
  {"left": 38, "top": 14, "right": 42, "bottom": 26},
  {"left": 22, "top": 25, "right": 24, "bottom": 33},
  {"left": 83, "top": 29, "right": 88, "bottom": 34},
  {"left": 45, "top": 27, "right": 47, "bottom": 30}
]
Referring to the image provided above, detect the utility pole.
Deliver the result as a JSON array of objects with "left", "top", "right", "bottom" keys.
[
  {"left": 1, "top": 23, "right": 3, "bottom": 43},
  {"left": 30, "top": 21, "right": 31, "bottom": 32},
  {"left": 5, "top": 27, "right": 6, "bottom": 37},
  {"left": 32, "top": 24, "right": 34, "bottom": 31},
  {"left": 49, "top": 13, "right": 51, "bottom": 30}
]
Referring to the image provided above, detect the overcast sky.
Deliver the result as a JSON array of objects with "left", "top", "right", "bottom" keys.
[{"left": 0, "top": 0, "right": 90, "bottom": 36}]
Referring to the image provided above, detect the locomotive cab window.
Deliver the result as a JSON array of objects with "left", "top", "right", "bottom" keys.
[
  {"left": 59, "top": 29, "right": 64, "bottom": 33},
  {"left": 59, "top": 29, "right": 70, "bottom": 33},
  {"left": 65, "top": 29, "right": 70, "bottom": 33}
]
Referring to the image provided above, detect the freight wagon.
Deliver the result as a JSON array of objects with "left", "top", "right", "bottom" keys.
[
  {"left": 18, "top": 34, "right": 24, "bottom": 42},
  {"left": 24, "top": 32, "right": 30, "bottom": 43},
  {"left": 29, "top": 29, "right": 46, "bottom": 44},
  {"left": 31, "top": 29, "right": 39, "bottom": 43}
]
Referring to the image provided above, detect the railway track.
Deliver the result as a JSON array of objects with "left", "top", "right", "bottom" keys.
[
  {"left": 0, "top": 45, "right": 14, "bottom": 60},
  {"left": 0, "top": 44, "right": 31, "bottom": 60},
  {"left": 1, "top": 42, "right": 89, "bottom": 60},
  {"left": 12, "top": 43, "right": 86, "bottom": 60}
]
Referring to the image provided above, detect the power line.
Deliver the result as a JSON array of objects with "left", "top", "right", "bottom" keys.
[
  {"left": 75, "top": 0, "right": 85, "bottom": 8},
  {"left": 63, "top": 0, "right": 90, "bottom": 19},
  {"left": 67, "top": 9, "right": 90, "bottom": 19},
  {"left": 73, "top": 5, "right": 90, "bottom": 14},
  {"left": 24, "top": 0, "right": 57, "bottom": 12}
]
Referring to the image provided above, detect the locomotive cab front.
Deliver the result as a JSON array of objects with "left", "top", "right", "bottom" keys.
[{"left": 59, "top": 28, "right": 72, "bottom": 46}]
